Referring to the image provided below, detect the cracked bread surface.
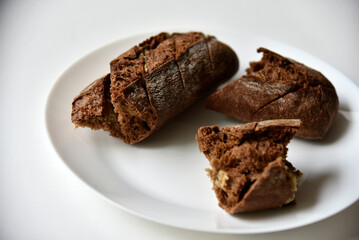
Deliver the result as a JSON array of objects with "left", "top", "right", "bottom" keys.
[
  {"left": 196, "top": 119, "right": 302, "bottom": 213},
  {"left": 205, "top": 47, "right": 339, "bottom": 139},
  {"left": 72, "top": 32, "right": 239, "bottom": 144}
]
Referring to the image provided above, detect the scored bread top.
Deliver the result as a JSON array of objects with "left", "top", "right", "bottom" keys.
[
  {"left": 205, "top": 47, "right": 338, "bottom": 139},
  {"left": 109, "top": 32, "right": 238, "bottom": 143},
  {"left": 72, "top": 32, "right": 239, "bottom": 144}
]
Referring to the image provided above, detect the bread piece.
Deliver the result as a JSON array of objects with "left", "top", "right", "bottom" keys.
[
  {"left": 72, "top": 32, "right": 239, "bottom": 144},
  {"left": 71, "top": 74, "right": 124, "bottom": 138},
  {"left": 205, "top": 48, "right": 339, "bottom": 139},
  {"left": 196, "top": 119, "right": 302, "bottom": 213}
]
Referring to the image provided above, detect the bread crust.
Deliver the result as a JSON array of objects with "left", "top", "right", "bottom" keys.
[
  {"left": 206, "top": 48, "right": 339, "bottom": 139},
  {"left": 72, "top": 32, "right": 239, "bottom": 144}
]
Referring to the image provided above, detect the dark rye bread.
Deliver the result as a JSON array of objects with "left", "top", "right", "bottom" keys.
[
  {"left": 72, "top": 32, "right": 239, "bottom": 144},
  {"left": 71, "top": 74, "right": 123, "bottom": 137},
  {"left": 205, "top": 48, "right": 339, "bottom": 139},
  {"left": 196, "top": 119, "right": 302, "bottom": 213}
]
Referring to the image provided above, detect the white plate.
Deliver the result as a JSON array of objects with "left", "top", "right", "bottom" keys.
[{"left": 45, "top": 31, "right": 359, "bottom": 234}]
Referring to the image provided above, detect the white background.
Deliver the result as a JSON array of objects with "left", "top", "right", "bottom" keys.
[{"left": 1, "top": 0, "right": 358, "bottom": 239}]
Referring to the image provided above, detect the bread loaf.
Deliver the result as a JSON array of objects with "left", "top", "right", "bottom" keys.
[
  {"left": 206, "top": 48, "right": 339, "bottom": 139},
  {"left": 72, "top": 32, "right": 239, "bottom": 144}
]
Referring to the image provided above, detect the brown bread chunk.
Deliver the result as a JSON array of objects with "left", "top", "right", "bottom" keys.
[
  {"left": 196, "top": 119, "right": 302, "bottom": 213},
  {"left": 72, "top": 32, "right": 239, "bottom": 144},
  {"left": 206, "top": 48, "right": 339, "bottom": 139},
  {"left": 71, "top": 74, "right": 123, "bottom": 138}
]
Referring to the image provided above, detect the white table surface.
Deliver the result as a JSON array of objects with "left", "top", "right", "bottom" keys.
[{"left": 1, "top": 0, "right": 358, "bottom": 239}]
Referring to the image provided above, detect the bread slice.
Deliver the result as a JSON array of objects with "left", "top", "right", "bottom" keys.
[
  {"left": 196, "top": 119, "right": 302, "bottom": 213},
  {"left": 72, "top": 32, "right": 239, "bottom": 144},
  {"left": 205, "top": 48, "right": 339, "bottom": 139}
]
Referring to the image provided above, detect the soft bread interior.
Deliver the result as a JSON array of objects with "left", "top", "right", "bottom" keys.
[{"left": 196, "top": 119, "right": 302, "bottom": 213}]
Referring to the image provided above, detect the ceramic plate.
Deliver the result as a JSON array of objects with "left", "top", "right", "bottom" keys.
[{"left": 45, "top": 30, "right": 359, "bottom": 234}]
